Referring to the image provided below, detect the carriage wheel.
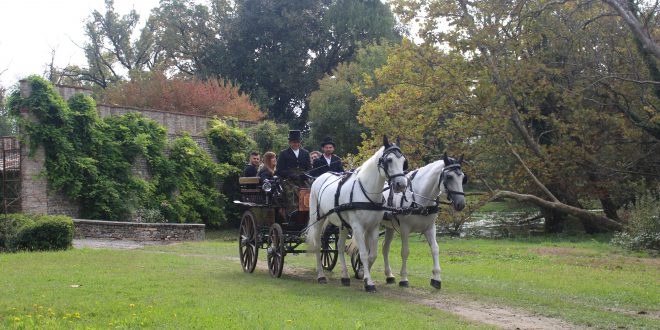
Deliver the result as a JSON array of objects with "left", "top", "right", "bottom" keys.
[
  {"left": 239, "top": 211, "right": 259, "bottom": 273},
  {"left": 321, "top": 225, "right": 339, "bottom": 271},
  {"left": 351, "top": 249, "right": 364, "bottom": 279},
  {"left": 267, "top": 223, "right": 285, "bottom": 278}
]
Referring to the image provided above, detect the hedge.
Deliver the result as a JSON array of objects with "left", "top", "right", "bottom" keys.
[{"left": 0, "top": 214, "right": 74, "bottom": 252}]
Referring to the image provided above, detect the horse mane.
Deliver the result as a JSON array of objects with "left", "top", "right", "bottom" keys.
[{"left": 356, "top": 146, "right": 384, "bottom": 181}]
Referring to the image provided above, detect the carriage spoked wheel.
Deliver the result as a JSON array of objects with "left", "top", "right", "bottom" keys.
[
  {"left": 239, "top": 211, "right": 259, "bottom": 273},
  {"left": 351, "top": 249, "right": 364, "bottom": 279},
  {"left": 321, "top": 225, "right": 339, "bottom": 271},
  {"left": 267, "top": 223, "right": 285, "bottom": 278}
]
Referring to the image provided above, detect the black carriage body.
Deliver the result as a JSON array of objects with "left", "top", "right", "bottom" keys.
[{"left": 236, "top": 177, "right": 338, "bottom": 277}]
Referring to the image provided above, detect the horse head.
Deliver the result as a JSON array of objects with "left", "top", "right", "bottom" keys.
[
  {"left": 441, "top": 153, "right": 467, "bottom": 211},
  {"left": 379, "top": 136, "right": 408, "bottom": 193}
]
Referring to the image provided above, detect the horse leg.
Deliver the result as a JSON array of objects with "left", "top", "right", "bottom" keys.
[
  {"left": 314, "top": 223, "right": 327, "bottom": 284},
  {"left": 424, "top": 225, "right": 442, "bottom": 289},
  {"left": 367, "top": 226, "right": 379, "bottom": 272},
  {"left": 353, "top": 226, "right": 376, "bottom": 292},
  {"left": 398, "top": 230, "right": 410, "bottom": 287},
  {"left": 382, "top": 228, "right": 396, "bottom": 284},
  {"left": 337, "top": 227, "right": 351, "bottom": 286}
]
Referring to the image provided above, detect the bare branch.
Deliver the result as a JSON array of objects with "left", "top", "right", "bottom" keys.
[
  {"left": 600, "top": 0, "right": 660, "bottom": 60},
  {"left": 506, "top": 140, "right": 560, "bottom": 202}
]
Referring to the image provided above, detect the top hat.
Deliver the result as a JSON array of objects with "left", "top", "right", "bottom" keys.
[
  {"left": 288, "top": 130, "right": 302, "bottom": 141},
  {"left": 320, "top": 136, "right": 335, "bottom": 148}
]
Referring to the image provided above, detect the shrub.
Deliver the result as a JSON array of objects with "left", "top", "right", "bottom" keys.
[
  {"left": 612, "top": 186, "right": 660, "bottom": 252},
  {"left": 135, "top": 208, "right": 166, "bottom": 223},
  {"left": 0, "top": 214, "right": 74, "bottom": 252}
]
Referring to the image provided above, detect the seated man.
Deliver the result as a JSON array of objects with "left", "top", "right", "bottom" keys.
[
  {"left": 275, "top": 130, "right": 311, "bottom": 184},
  {"left": 312, "top": 136, "right": 344, "bottom": 177},
  {"left": 243, "top": 151, "right": 260, "bottom": 177},
  {"left": 275, "top": 130, "right": 311, "bottom": 213}
]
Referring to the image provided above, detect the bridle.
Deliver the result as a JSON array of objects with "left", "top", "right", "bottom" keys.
[
  {"left": 377, "top": 145, "right": 408, "bottom": 185},
  {"left": 438, "top": 163, "right": 466, "bottom": 204}
]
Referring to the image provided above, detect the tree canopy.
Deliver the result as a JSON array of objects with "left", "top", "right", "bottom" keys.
[{"left": 355, "top": 0, "right": 659, "bottom": 232}]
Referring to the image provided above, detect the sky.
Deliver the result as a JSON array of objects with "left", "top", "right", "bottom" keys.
[{"left": 0, "top": 0, "right": 160, "bottom": 88}]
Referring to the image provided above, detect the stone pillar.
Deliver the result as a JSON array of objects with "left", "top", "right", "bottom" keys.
[{"left": 19, "top": 80, "right": 48, "bottom": 214}]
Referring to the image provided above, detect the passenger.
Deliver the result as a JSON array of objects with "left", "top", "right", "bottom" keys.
[
  {"left": 312, "top": 136, "right": 344, "bottom": 177},
  {"left": 243, "top": 151, "right": 260, "bottom": 177},
  {"left": 310, "top": 150, "right": 321, "bottom": 166},
  {"left": 258, "top": 151, "right": 277, "bottom": 182}
]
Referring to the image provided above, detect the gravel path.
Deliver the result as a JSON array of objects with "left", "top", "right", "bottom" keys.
[{"left": 73, "top": 239, "right": 177, "bottom": 250}]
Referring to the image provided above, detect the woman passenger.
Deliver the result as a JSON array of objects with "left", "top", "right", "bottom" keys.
[{"left": 258, "top": 151, "right": 277, "bottom": 182}]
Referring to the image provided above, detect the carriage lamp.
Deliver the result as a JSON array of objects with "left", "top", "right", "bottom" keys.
[{"left": 262, "top": 181, "right": 272, "bottom": 192}]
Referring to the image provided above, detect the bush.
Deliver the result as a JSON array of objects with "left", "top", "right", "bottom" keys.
[
  {"left": 612, "top": 187, "right": 660, "bottom": 252},
  {"left": 0, "top": 214, "right": 74, "bottom": 252}
]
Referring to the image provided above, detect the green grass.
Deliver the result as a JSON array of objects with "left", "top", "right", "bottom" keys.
[
  {"left": 1, "top": 231, "right": 658, "bottom": 329},
  {"left": 0, "top": 240, "right": 487, "bottom": 329},
  {"left": 268, "top": 233, "right": 660, "bottom": 329}
]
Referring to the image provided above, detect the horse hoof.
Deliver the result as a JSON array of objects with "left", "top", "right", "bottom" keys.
[
  {"left": 317, "top": 277, "right": 327, "bottom": 284},
  {"left": 386, "top": 277, "right": 396, "bottom": 284},
  {"left": 430, "top": 279, "right": 442, "bottom": 289},
  {"left": 399, "top": 281, "right": 409, "bottom": 288},
  {"left": 364, "top": 285, "right": 377, "bottom": 293},
  {"left": 341, "top": 278, "right": 351, "bottom": 286}
]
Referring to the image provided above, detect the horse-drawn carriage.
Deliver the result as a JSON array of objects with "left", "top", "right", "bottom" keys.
[
  {"left": 235, "top": 136, "right": 466, "bottom": 292},
  {"left": 235, "top": 176, "right": 339, "bottom": 277}
]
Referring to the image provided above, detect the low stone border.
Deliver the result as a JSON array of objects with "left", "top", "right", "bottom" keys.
[{"left": 73, "top": 219, "right": 205, "bottom": 241}]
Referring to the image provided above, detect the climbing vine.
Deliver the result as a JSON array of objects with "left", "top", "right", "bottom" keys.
[{"left": 9, "top": 76, "right": 243, "bottom": 226}]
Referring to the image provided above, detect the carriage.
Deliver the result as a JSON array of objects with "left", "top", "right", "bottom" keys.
[{"left": 235, "top": 176, "right": 340, "bottom": 277}]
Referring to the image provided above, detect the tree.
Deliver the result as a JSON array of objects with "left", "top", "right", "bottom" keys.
[
  {"left": 64, "top": 0, "right": 163, "bottom": 88},
  {"left": 0, "top": 85, "right": 17, "bottom": 136},
  {"left": 150, "top": 0, "right": 230, "bottom": 75},
  {"left": 99, "top": 72, "right": 263, "bottom": 121},
  {"left": 200, "top": 0, "right": 401, "bottom": 125},
  {"left": 358, "top": 0, "right": 660, "bottom": 233},
  {"left": 309, "top": 43, "right": 392, "bottom": 156}
]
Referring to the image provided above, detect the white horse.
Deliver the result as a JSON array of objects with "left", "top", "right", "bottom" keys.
[
  {"left": 306, "top": 136, "right": 408, "bottom": 292},
  {"left": 381, "top": 153, "right": 466, "bottom": 289}
]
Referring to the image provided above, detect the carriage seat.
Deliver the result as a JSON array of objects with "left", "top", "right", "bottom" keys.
[{"left": 239, "top": 177, "right": 266, "bottom": 204}]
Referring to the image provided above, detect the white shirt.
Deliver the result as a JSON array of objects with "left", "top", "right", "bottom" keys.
[
  {"left": 292, "top": 149, "right": 299, "bottom": 158},
  {"left": 324, "top": 155, "right": 332, "bottom": 165}
]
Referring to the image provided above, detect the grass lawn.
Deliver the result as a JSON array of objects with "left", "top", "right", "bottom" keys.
[
  {"left": 1, "top": 230, "right": 658, "bottom": 329},
  {"left": 0, "top": 239, "right": 487, "bottom": 329}
]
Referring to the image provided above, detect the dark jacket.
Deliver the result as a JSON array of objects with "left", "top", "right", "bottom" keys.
[
  {"left": 312, "top": 155, "right": 344, "bottom": 177},
  {"left": 258, "top": 167, "right": 275, "bottom": 182},
  {"left": 275, "top": 148, "right": 311, "bottom": 179},
  {"left": 243, "top": 164, "right": 258, "bottom": 177}
]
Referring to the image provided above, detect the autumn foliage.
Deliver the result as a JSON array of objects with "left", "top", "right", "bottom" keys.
[{"left": 100, "top": 73, "right": 264, "bottom": 121}]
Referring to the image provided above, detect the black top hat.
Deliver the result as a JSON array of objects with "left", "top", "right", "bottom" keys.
[
  {"left": 320, "top": 136, "right": 335, "bottom": 148},
  {"left": 288, "top": 130, "right": 302, "bottom": 141}
]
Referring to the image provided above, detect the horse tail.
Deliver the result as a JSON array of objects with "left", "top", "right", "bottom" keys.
[{"left": 306, "top": 180, "right": 324, "bottom": 252}]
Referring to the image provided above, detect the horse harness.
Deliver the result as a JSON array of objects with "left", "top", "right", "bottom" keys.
[
  {"left": 384, "top": 162, "right": 467, "bottom": 226},
  {"left": 315, "top": 145, "right": 407, "bottom": 229}
]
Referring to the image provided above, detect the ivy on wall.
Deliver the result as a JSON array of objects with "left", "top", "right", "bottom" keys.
[{"left": 8, "top": 76, "right": 248, "bottom": 226}]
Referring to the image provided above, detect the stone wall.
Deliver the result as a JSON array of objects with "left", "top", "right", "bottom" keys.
[
  {"left": 18, "top": 81, "right": 254, "bottom": 222},
  {"left": 73, "top": 219, "right": 205, "bottom": 241}
]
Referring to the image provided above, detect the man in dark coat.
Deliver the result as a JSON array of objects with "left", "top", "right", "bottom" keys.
[
  {"left": 242, "top": 151, "right": 260, "bottom": 177},
  {"left": 276, "top": 130, "right": 311, "bottom": 213},
  {"left": 312, "top": 136, "right": 344, "bottom": 177},
  {"left": 275, "top": 130, "right": 311, "bottom": 182}
]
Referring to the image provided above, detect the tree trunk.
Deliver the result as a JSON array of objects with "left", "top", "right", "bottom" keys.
[
  {"left": 541, "top": 207, "right": 566, "bottom": 233},
  {"left": 489, "top": 190, "right": 623, "bottom": 231}
]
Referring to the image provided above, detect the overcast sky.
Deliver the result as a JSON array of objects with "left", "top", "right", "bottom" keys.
[{"left": 0, "top": 0, "right": 160, "bottom": 88}]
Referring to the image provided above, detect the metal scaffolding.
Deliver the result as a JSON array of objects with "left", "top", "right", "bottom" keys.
[{"left": 1, "top": 136, "right": 21, "bottom": 214}]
